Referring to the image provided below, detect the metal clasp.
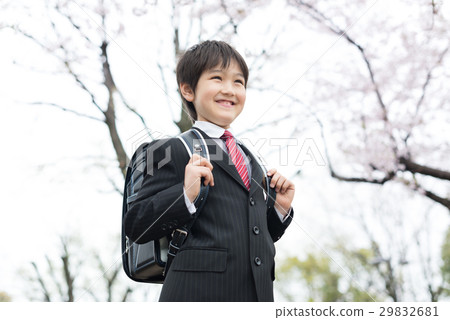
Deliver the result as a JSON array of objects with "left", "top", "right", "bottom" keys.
[
  {"left": 172, "top": 228, "right": 188, "bottom": 238},
  {"left": 193, "top": 143, "right": 202, "bottom": 153}
]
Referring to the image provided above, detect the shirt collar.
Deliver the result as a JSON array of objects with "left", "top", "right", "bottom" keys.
[{"left": 193, "top": 121, "right": 235, "bottom": 139}]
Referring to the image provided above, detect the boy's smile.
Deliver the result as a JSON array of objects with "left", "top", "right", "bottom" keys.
[{"left": 181, "top": 60, "right": 246, "bottom": 129}]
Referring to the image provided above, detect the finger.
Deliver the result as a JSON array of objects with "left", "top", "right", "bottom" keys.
[
  {"left": 199, "top": 167, "right": 214, "bottom": 186},
  {"left": 204, "top": 168, "right": 214, "bottom": 186},
  {"left": 282, "top": 180, "right": 293, "bottom": 193},
  {"left": 275, "top": 176, "right": 287, "bottom": 192},
  {"left": 198, "top": 159, "right": 213, "bottom": 172},
  {"left": 208, "top": 170, "right": 214, "bottom": 186},
  {"left": 204, "top": 159, "right": 214, "bottom": 171},
  {"left": 190, "top": 154, "right": 202, "bottom": 165},
  {"left": 267, "top": 168, "right": 277, "bottom": 176},
  {"left": 198, "top": 167, "right": 210, "bottom": 186},
  {"left": 280, "top": 179, "right": 291, "bottom": 193},
  {"left": 191, "top": 155, "right": 214, "bottom": 170},
  {"left": 270, "top": 172, "right": 280, "bottom": 188}
]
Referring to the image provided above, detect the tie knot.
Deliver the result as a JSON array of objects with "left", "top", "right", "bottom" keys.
[{"left": 221, "top": 130, "right": 233, "bottom": 141}]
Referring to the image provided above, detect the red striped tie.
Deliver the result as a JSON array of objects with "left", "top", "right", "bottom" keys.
[{"left": 221, "top": 130, "right": 250, "bottom": 190}]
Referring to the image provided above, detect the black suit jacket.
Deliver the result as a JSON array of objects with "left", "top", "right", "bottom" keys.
[{"left": 124, "top": 128, "right": 293, "bottom": 301}]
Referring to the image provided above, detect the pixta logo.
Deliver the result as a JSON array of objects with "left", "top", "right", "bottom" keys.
[
  {"left": 146, "top": 139, "right": 172, "bottom": 176},
  {"left": 125, "top": 128, "right": 172, "bottom": 176}
]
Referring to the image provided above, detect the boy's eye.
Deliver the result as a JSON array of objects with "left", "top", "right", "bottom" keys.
[
  {"left": 212, "top": 76, "right": 222, "bottom": 80},
  {"left": 235, "top": 79, "right": 244, "bottom": 85}
]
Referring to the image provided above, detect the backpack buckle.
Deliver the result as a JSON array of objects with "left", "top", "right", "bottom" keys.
[{"left": 193, "top": 143, "right": 202, "bottom": 153}]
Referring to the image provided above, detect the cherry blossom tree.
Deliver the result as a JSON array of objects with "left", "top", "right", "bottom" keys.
[
  {"left": 286, "top": 0, "right": 450, "bottom": 210},
  {"left": 3, "top": 0, "right": 276, "bottom": 177}
]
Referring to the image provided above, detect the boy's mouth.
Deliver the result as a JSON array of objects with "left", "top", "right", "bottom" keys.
[{"left": 216, "top": 99, "right": 235, "bottom": 107}]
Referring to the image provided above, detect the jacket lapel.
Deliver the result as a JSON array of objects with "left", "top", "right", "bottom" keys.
[{"left": 238, "top": 142, "right": 264, "bottom": 196}]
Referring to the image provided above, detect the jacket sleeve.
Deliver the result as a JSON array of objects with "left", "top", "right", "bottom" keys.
[
  {"left": 266, "top": 206, "right": 294, "bottom": 243},
  {"left": 124, "top": 138, "right": 194, "bottom": 244}
]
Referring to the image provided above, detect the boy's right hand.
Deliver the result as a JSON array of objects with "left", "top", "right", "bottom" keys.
[{"left": 184, "top": 154, "right": 214, "bottom": 203}]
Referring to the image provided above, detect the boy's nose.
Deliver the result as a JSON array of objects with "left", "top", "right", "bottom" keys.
[{"left": 220, "top": 81, "right": 234, "bottom": 95}]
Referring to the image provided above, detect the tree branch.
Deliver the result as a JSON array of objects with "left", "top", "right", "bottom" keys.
[
  {"left": 54, "top": 2, "right": 96, "bottom": 47},
  {"left": 101, "top": 40, "right": 130, "bottom": 177},
  {"left": 63, "top": 60, "right": 106, "bottom": 115},
  {"left": 291, "top": 0, "right": 397, "bottom": 153},
  {"left": 422, "top": 189, "right": 450, "bottom": 211},
  {"left": 116, "top": 89, "right": 155, "bottom": 139},
  {"left": 106, "top": 175, "right": 124, "bottom": 196},
  {"left": 61, "top": 239, "right": 74, "bottom": 302},
  {"left": 404, "top": 45, "right": 450, "bottom": 145},
  {"left": 27, "top": 102, "right": 105, "bottom": 122},
  {"left": 329, "top": 170, "right": 396, "bottom": 185},
  {"left": 170, "top": 16, "right": 192, "bottom": 133},
  {"left": 10, "top": 25, "right": 106, "bottom": 117},
  {"left": 9, "top": 26, "right": 54, "bottom": 53},
  {"left": 314, "top": 104, "right": 396, "bottom": 185},
  {"left": 236, "top": 113, "right": 292, "bottom": 136},
  {"left": 31, "top": 261, "right": 52, "bottom": 302},
  {"left": 45, "top": 255, "right": 64, "bottom": 299},
  {"left": 121, "top": 287, "right": 132, "bottom": 302},
  {"left": 46, "top": 6, "right": 105, "bottom": 117},
  {"left": 220, "top": 0, "right": 238, "bottom": 34},
  {"left": 415, "top": 46, "right": 449, "bottom": 117},
  {"left": 399, "top": 156, "right": 450, "bottom": 181}
]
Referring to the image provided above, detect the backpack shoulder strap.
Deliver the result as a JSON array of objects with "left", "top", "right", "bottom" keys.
[
  {"left": 177, "top": 128, "right": 210, "bottom": 213},
  {"left": 177, "top": 128, "right": 210, "bottom": 159},
  {"left": 163, "top": 129, "right": 210, "bottom": 277}
]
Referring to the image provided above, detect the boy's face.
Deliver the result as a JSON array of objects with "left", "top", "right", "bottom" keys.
[{"left": 181, "top": 60, "right": 246, "bottom": 129}]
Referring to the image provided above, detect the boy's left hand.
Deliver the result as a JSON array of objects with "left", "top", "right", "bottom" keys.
[{"left": 267, "top": 168, "right": 295, "bottom": 217}]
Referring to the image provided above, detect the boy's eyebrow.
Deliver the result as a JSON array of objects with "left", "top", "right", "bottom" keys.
[
  {"left": 207, "top": 69, "right": 245, "bottom": 78},
  {"left": 207, "top": 69, "right": 223, "bottom": 73}
]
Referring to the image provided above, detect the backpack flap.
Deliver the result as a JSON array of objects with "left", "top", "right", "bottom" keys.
[{"left": 127, "top": 237, "right": 168, "bottom": 281}]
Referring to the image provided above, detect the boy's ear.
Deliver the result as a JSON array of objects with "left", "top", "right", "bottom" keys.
[{"left": 180, "top": 83, "right": 194, "bottom": 102}]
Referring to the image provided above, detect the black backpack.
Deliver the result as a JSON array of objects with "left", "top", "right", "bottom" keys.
[{"left": 121, "top": 128, "right": 275, "bottom": 283}]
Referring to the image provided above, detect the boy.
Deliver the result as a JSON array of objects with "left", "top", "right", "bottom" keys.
[{"left": 124, "top": 40, "right": 295, "bottom": 301}]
